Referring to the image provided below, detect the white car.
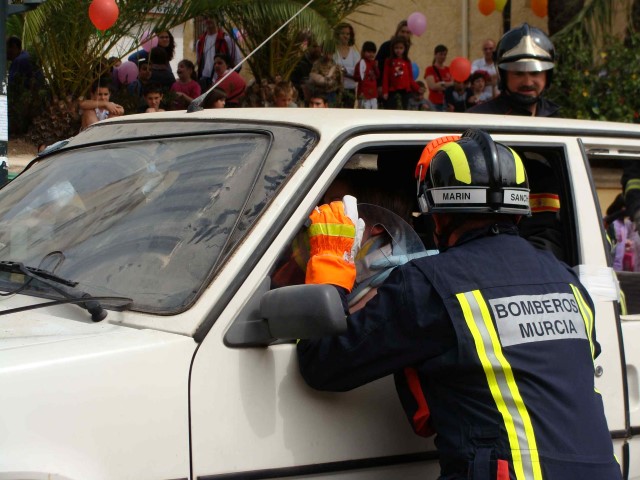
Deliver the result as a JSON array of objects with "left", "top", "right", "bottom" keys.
[{"left": 0, "top": 108, "right": 639, "bottom": 479}]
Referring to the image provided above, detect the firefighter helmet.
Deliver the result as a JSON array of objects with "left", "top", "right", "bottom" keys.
[
  {"left": 417, "top": 129, "right": 530, "bottom": 216},
  {"left": 495, "top": 23, "right": 555, "bottom": 90}
]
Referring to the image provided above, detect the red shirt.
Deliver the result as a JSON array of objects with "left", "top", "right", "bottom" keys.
[
  {"left": 382, "top": 58, "right": 419, "bottom": 95},
  {"left": 424, "top": 65, "right": 452, "bottom": 106},
  {"left": 354, "top": 58, "right": 379, "bottom": 100}
]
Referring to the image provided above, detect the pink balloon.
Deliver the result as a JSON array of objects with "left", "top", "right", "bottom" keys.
[
  {"left": 141, "top": 31, "right": 159, "bottom": 52},
  {"left": 407, "top": 12, "right": 427, "bottom": 37},
  {"left": 117, "top": 61, "right": 139, "bottom": 84}
]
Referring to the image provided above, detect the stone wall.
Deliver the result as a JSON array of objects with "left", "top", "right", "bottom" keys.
[{"left": 344, "top": 0, "right": 547, "bottom": 76}]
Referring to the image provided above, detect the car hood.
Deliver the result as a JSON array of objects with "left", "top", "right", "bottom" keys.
[{"left": 0, "top": 308, "right": 134, "bottom": 351}]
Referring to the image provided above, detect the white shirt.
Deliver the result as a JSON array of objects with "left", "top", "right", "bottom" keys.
[
  {"left": 200, "top": 34, "right": 217, "bottom": 79},
  {"left": 333, "top": 47, "right": 361, "bottom": 90},
  {"left": 471, "top": 58, "right": 498, "bottom": 96}
]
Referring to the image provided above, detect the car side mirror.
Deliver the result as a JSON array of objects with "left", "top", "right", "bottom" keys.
[
  {"left": 224, "top": 281, "right": 347, "bottom": 347},
  {"left": 263, "top": 284, "right": 347, "bottom": 340}
]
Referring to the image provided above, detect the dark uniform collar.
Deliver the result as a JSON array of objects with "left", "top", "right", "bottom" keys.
[
  {"left": 499, "top": 92, "right": 560, "bottom": 117},
  {"left": 441, "top": 223, "right": 519, "bottom": 251}
]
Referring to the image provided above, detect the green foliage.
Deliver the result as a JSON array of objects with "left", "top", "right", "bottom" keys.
[
  {"left": 215, "top": 0, "right": 380, "bottom": 83},
  {"left": 20, "top": 0, "right": 235, "bottom": 100},
  {"left": 548, "top": 31, "right": 640, "bottom": 122}
]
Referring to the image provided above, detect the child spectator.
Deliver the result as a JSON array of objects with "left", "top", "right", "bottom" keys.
[
  {"left": 307, "top": 53, "right": 342, "bottom": 107},
  {"left": 353, "top": 41, "right": 380, "bottom": 109},
  {"left": 606, "top": 193, "right": 640, "bottom": 272},
  {"left": 128, "top": 59, "right": 152, "bottom": 98},
  {"left": 149, "top": 46, "right": 175, "bottom": 92},
  {"left": 203, "top": 87, "right": 227, "bottom": 109},
  {"left": 467, "top": 70, "right": 493, "bottom": 108},
  {"left": 382, "top": 36, "right": 419, "bottom": 110},
  {"left": 144, "top": 84, "right": 165, "bottom": 113},
  {"left": 271, "top": 81, "right": 298, "bottom": 107},
  {"left": 445, "top": 78, "right": 473, "bottom": 112},
  {"left": 79, "top": 80, "right": 124, "bottom": 131},
  {"left": 211, "top": 53, "right": 246, "bottom": 107},
  {"left": 242, "top": 80, "right": 267, "bottom": 107},
  {"left": 407, "top": 80, "right": 431, "bottom": 111},
  {"left": 308, "top": 91, "right": 329, "bottom": 108},
  {"left": 170, "top": 59, "right": 201, "bottom": 110}
]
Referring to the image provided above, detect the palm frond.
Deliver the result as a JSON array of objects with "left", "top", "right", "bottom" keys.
[
  {"left": 216, "top": 0, "right": 379, "bottom": 82},
  {"left": 553, "top": 0, "right": 632, "bottom": 47}
]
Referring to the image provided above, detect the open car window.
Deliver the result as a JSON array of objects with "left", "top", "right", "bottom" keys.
[{"left": 590, "top": 154, "right": 640, "bottom": 315}]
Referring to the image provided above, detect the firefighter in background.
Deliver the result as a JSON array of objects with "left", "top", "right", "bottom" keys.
[
  {"left": 468, "top": 23, "right": 558, "bottom": 118},
  {"left": 469, "top": 23, "right": 564, "bottom": 261},
  {"left": 297, "top": 130, "right": 621, "bottom": 479}
]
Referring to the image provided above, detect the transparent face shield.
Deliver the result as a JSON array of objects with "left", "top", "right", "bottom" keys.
[{"left": 348, "top": 203, "right": 433, "bottom": 305}]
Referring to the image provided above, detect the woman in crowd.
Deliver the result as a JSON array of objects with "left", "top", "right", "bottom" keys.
[
  {"left": 332, "top": 22, "right": 360, "bottom": 108},
  {"left": 424, "top": 44, "right": 453, "bottom": 112}
]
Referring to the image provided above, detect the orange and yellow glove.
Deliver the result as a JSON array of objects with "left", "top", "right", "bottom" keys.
[{"left": 305, "top": 195, "right": 363, "bottom": 292}]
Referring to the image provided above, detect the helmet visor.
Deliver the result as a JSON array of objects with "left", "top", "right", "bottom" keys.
[{"left": 500, "top": 58, "right": 554, "bottom": 72}]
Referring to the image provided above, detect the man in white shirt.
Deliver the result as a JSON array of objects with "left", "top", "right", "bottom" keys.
[
  {"left": 471, "top": 39, "right": 498, "bottom": 98},
  {"left": 196, "top": 15, "right": 243, "bottom": 90}
]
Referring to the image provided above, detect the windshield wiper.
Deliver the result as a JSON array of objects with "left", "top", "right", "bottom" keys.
[{"left": 0, "top": 261, "right": 127, "bottom": 321}]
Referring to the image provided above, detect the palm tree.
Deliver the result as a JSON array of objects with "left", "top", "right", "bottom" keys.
[
  {"left": 213, "top": 0, "right": 380, "bottom": 82},
  {"left": 22, "top": 0, "right": 206, "bottom": 100},
  {"left": 16, "top": 0, "right": 377, "bottom": 144}
]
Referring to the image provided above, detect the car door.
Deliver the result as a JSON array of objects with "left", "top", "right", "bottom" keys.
[
  {"left": 189, "top": 132, "right": 444, "bottom": 479},
  {"left": 189, "top": 128, "right": 633, "bottom": 479},
  {"left": 582, "top": 136, "right": 640, "bottom": 479}
]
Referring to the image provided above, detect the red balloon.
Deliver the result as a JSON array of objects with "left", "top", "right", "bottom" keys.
[
  {"left": 450, "top": 57, "right": 472, "bottom": 83},
  {"left": 478, "top": 0, "right": 496, "bottom": 16},
  {"left": 89, "top": 0, "right": 119, "bottom": 32}
]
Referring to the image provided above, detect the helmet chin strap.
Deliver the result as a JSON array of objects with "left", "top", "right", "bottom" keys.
[{"left": 507, "top": 90, "right": 539, "bottom": 106}]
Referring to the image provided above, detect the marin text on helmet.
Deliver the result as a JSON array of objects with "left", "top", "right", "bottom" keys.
[{"left": 417, "top": 129, "right": 530, "bottom": 216}]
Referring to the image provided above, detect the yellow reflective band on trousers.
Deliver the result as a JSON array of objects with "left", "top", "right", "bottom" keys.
[
  {"left": 308, "top": 223, "right": 355, "bottom": 238},
  {"left": 440, "top": 143, "right": 472, "bottom": 184},
  {"left": 456, "top": 290, "right": 542, "bottom": 480},
  {"left": 508, "top": 147, "right": 526, "bottom": 185},
  {"left": 570, "top": 284, "right": 596, "bottom": 361}
]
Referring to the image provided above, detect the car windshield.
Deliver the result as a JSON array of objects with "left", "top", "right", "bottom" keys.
[{"left": 0, "top": 127, "right": 314, "bottom": 313}]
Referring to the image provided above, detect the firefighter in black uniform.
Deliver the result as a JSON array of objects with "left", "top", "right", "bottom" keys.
[
  {"left": 297, "top": 130, "right": 621, "bottom": 479},
  {"left": 469, "top": 23, "right": 564, "bottom": 261},
  {"left": 467, "top": 23, "right": 559, "bottom": 118}
]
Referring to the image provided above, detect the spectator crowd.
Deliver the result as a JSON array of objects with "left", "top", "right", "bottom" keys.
[{"left": 20, "top": 15, "right": 505, "bottom": 131}]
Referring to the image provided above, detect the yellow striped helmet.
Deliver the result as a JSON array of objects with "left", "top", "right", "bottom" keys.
[{"left": 417, "top": 129, "right": 530, "bottom": 215}]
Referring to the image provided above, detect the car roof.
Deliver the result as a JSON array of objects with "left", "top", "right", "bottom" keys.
[{"left": 113, "top": 107, "right": 640, "bottom": 137}]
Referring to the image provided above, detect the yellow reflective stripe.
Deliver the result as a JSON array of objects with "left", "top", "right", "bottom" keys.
[
  {"left": 308, "top": 223, "right": 355, "bottom": 238},
  {"left": 605, "top": 232, "right": 613, "bottom": 249},
  {"left": 440, "top": 143, "right": 471, "bottom": 184},
  {"left": 619, "top": 289, "right": 628, "bottom": 316},
  {"left": 570, "top": 284, "right": 595, "bottom": 360},
  {"left": 509, "top": 147, "right": 526, "bottom": 185},
  {"left": 457, "top": 291, "right": 542, "bottom": 480},
  {"left": 625, "top": 178, "right": 640, "bottom": 194}
]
